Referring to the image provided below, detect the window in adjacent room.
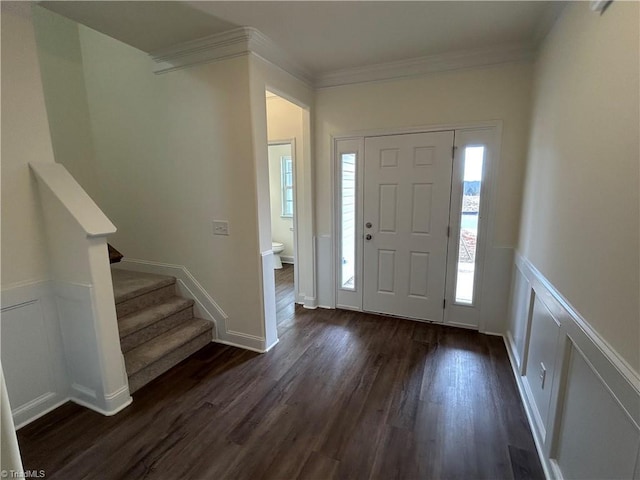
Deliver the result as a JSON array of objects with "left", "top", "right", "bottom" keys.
[{"left": 281, "top": 155, "right": 293, "bottom": 217}]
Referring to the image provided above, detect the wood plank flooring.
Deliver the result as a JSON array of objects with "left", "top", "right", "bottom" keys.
[{"left": 17, "top": 264, "right": 544, "bottom": 480}]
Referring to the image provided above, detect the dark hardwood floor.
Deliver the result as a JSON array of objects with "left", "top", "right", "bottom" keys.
[
  {"left": 17, "top": 263, "right": 543, "bottom": 480},
  {"left": 275, "top": 263, "right": 296, "bottom": 335}
]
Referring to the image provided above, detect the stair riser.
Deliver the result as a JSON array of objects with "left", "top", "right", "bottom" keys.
[
  {"left": 116, "top": 284, "right": 176, "bottom": 318},
  {"left": 120, "top": 306, "right": 194, "bottom": 353},
  {"left": 128, "top": 331, "right": 212, "bottom": 394}
]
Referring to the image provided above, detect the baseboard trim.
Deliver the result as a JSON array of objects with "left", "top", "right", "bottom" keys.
[
  {"left": 70, "top": 382, "right": 97, "bottom": 400},
  {"left": 70, "top": 394, "right": 133, "bottom": 417},
  {"left": 224, "top": 330, "right": 267, "bottom": 351},
  {"left": 483, "top": 330, "right": 505, "bottom": 337},
  {"left": 263, "top": 338, "right": 279, "bottom": 352},
  {"left": 114, "top": 259, "right": 273, "bottom": 353},
  {"left": 213, "top": 337, "right": 278, "bottom": 354},
  {"left": 303, "top": 296, "right": 318, "bottom": 309},
  {"left": 281, "top": 256, "right": 294, "bottom": 264},
  {"left": 103, "top": 385, "right": 132, "bottom": 407},
  {"left": 213, "top": 339, "right": 265, "bottom": 354},
  {"left": 115, "top": 258, "right": 225, "bottom": 324},
  {"left": 14, "top": 396, "right": 68, "bottom": 431},
  {"left": 115, "top": 259, "right": 226, "bottom": 322},
  {"left": 503, "top": 334, "right": 554, "bottom": 480}
]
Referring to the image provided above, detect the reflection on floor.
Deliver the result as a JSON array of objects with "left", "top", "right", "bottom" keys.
[
  {"left": 17, "top": 289, "right": 544, "bottom": 480},
  {"left": 275, "top": 263, "right": 295, "bottom": 335}
]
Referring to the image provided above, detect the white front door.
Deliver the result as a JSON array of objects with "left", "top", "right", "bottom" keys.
[{"left": 363, "top": 131, "right": 454, "bottom": 322}]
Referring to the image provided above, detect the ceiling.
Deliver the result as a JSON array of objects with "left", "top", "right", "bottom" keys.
[{"left": 40, "top": 1, "right": 561, "bottom": 77}]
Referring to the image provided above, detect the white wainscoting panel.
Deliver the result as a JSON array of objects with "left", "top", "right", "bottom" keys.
[
  {"left": 260, "top": 251, "right": 279, "bottom": 351},
  {"left": 1, "top": 281, "right": 69, "bottom": 428},
  {"left": 303, "top": 235, "right": 318, "bottom": 309},
  {"left": 54, "top": 282, "right": 102, "bottom": 404},
  {"left": 523, "top": 296, "right": 561, "bottom": 441},
  {"left": 478, "top": 246, "right": 514, "bottom": 334},
  {"left": 52, "top": 280, "right": 131, "bottom": 416},
  {"left": 554, "top": 346, "right": 639, "bottom": 479},
  {"left": 1, "top": 362, "right": 23, "bottom": 474},
  {"left": 316, "top": 234, "right": 334, "bottom": 308},
  {"left": 505, "top": 253, "right": 640, "bottom": 479},
  {"left": 506, "top": 264, "right": 532, "bottom": 369}
]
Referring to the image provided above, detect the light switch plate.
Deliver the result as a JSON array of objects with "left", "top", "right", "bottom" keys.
[{"left": 213, "top": 220, "right": 229, "bottom": 236}]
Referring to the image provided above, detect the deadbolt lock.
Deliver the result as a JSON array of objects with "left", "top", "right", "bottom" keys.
[{"left": 365, "top": 222, "right": 372, "bottom": 228}]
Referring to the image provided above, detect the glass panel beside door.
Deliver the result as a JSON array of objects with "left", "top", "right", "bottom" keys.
[
  {"left": 340, "top": 153, "right": 356, "bottom": 290},
  {"left": 454, "top": 145, "right": 485, "bottom": 305}
]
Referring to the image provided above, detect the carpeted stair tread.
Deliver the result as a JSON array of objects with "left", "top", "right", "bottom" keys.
[
  {"left": 118, "top": 296, "right": 194, "bottom": 339},
  {"left": 125, "top": 318, "right": 212, "bottom": 376},
  {"left": 127, "top": 332, "right": 211, "bottom": 394},
  {"left": 111, "top": 268, "right": 175, "bottom": 304}
]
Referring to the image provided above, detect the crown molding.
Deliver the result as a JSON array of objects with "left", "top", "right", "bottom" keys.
[
  {"left": 314, "top": 43, "right": 536, "bottom": 88},
  {"left": 247, "top": 28, "right": 313, "bottom": 85},
  {"left": 149, "top": 26, "right": 313, "bottom": 84},
  {"left": 150, "top": 27, "right": 251, "bottom": 74},
  {"left": 150, "top": 27, "right": 535, "bottom": 88}
]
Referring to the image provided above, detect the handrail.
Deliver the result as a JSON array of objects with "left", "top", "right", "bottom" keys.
[{"left": 29, "top": 162, "right": 116, "bottom": 238}]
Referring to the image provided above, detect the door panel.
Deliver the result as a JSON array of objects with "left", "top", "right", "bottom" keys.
[{"left": 363, "top": 131, "right": 454, "bottom": 322}]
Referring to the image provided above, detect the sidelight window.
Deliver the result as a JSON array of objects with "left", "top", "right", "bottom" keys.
[
  {"left": 454, "top": 146, "right": 484, "bottom": 304},
  {"left": 340, "top": 153, "right": 357, "bottom": 289}
]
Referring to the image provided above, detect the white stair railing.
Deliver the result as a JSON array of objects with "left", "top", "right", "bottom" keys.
[{"left": 29, "top": 162, "right": 132, "bottom": 415}]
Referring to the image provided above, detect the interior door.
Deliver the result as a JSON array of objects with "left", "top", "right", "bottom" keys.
[{"left": 363, "top": 131, "right": 454, "bottom": 322}]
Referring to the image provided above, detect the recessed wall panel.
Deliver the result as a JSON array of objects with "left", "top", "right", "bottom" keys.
[
  {"left": 408, "top": 252, "right": 429, "bottom": 297},
  {"left": 555, "top": 348, "right": 640, "bottom": 480},
  {"left": 411, "top": 183, "right": 432, "bottom": 234},
  {"left": 525, "top": 296, "right": 561, "bottom": 438},
  {"left": 1, "top": 300, "right": 55, "bottom": 410},
  {"left": 377, "top": 250, "right": 395, "bottom": 293},
  {"left": 379, "top": 184, "right": 397, "bottom": 232}
]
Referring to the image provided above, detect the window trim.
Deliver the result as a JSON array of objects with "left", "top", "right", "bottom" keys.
[
  {"left": 334, "top": 137, "right": 365, "bottom": 310},
  {"left": 280, "top": 155, "right": 293, "bottom": 218}
]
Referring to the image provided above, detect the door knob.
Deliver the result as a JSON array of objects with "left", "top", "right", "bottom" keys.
[
  {"left": 365, "top": 234, "right": 372, "bottom": 240},
  {"left": 366, "top": 222, "right": 372, "bottom": 228}
]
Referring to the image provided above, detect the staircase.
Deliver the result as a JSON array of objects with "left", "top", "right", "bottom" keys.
[{"left": 111, "top": 268, "right": 213, "bottom": 393}]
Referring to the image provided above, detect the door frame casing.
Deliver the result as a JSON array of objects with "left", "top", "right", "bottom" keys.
[
  {"left": 334, "top": 137, "right": 365, "bottom": 310},
  {"left": 268, "top": 139, "right": 299, "bottom": 303},
  {"left": 444, "top": 127, "right": 499, "bottom": 329},
  {"left": 331, "top": 121, "right": 503, "bottom": 333}
]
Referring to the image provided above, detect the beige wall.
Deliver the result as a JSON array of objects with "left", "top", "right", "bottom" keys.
[
  {"left": 1, "top": 3, "right": 56, "bottom": 287},
  {"left": 519, "top": 2, "right": 639, "bottom": 372},
  {"left": 266, "top": 96, "right": 305, "bottom": 259},
  {"left": 249, "top": 55, "right": 314, "bottom": 310},
  {"left": 50, "top": 23, "right": 266, "bottom": 340},
  {"left": 33, "top": 7, "right": 99, "bottom": 202},
  {"left": 315, "top": 63, "right": 534, "bottom": 247}
]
